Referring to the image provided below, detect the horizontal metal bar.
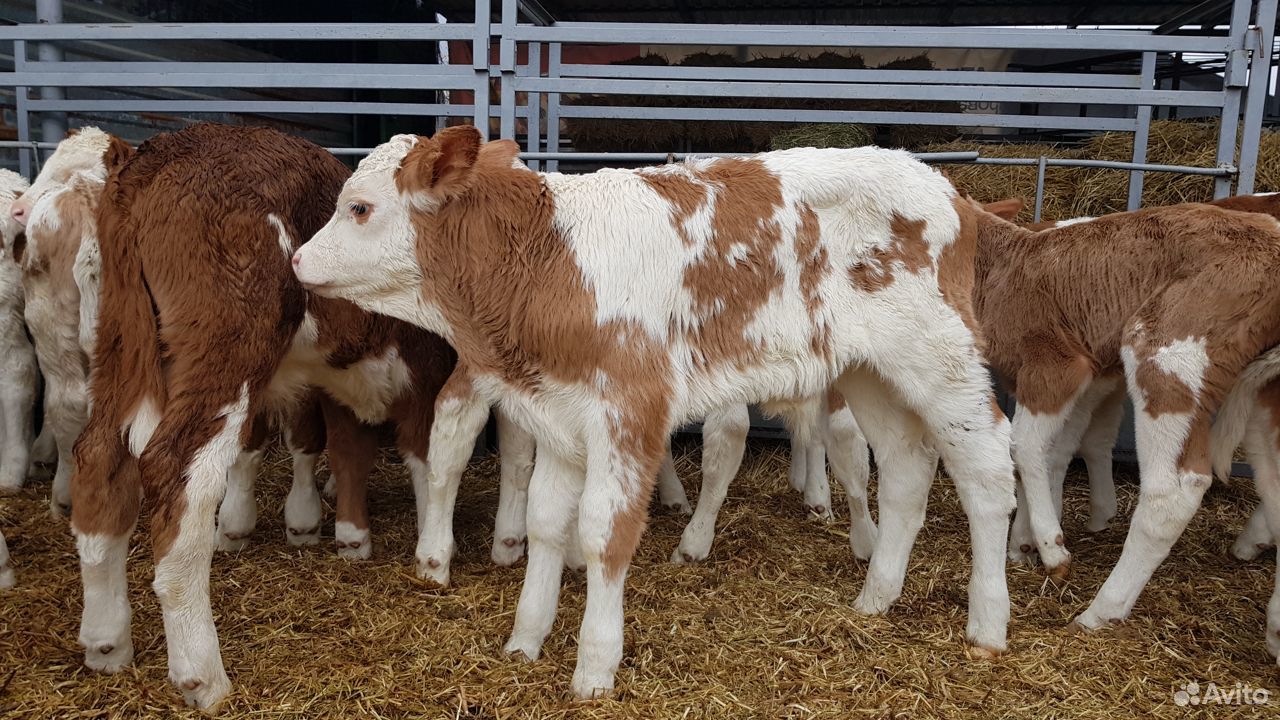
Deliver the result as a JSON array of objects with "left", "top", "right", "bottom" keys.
[
  {"left": 521, "top": 76, "right": 1225, "bottom": 108},
  {"left": 0, "top": 22, "right": 478, "bottom": 41},
  {"left": 518, "top": 151, "right": 982, "bottom": 162},
  {"left": 558, "top": 104, "right": 1139, "bottom": 132},
  {"left": 24, "top": 99, "right": 525, "bottom": 119},
  {"left": 24, "top": 60, "right": 473, "bottom": 76},
  {"left": 508, "top": 22, "right": 1235, "bottom": 53},
  {"left": 559, "top": 63, "right": 1144, "bottom": 89},
  {"left": 968, "top": 156, "right": 1235, "bottom": 175},
  {"left": 0, "top": 71, "right": 478, "bottom": 90}
]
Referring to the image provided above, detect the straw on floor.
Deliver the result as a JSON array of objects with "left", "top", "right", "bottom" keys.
[{"left": 0, "top": 437, "right": 1274, "bottom": 718}]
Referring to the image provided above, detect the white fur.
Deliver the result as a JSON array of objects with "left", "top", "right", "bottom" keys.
[
  {"left": 0, "top": 170, "right": 35, "bottom": 494},
  {"left": 0, "top": 529, "right": 14, "bottom": 589},
  {"left": 215, "top": 448, "right": 262, "bottom": 552},
  {"left": 76, "top": 530, "right": 134, "bottom": 671},
  {"left": 283, "top": 447, "right": 322, "bottom": 545},
  {"left": 335, "top": 520, "right": 371, "bottom": 561},
  {"left": 492, "top": 411, "right": 535, "bottom": 566},
  {"left": 267, "top": 213, "right": 293, "bottom": 260}
]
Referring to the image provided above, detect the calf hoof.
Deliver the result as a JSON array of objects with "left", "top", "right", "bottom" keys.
[
  {"left": 805, "top": 504, "right": 833, "bottom": 522},
  {"left": 285, "top": 526, "right": 320, "bottom": 546},
  {"left": 83, "top": 639, "right": 134, "bottom": 673},
  {"left": 664, "top": 500, "right": 692, "bottom": 516},
  {"left": 1231, "top": 540, "right": 1272, "bottom": 562},
  {"left": 1067, "top": 609, "right": 1115, "bottom": 634},
  {"left": 852, "top": 586, "right": 896, "bottom": 616},
  {"left": 1044, "top": 560, "right": 1071, "bottom": 583},
  {"left": 504, "top": 635, "right": 543, "bottom": 662},
  {"left": 571, "top": 670, "right": 615, "bottom": 701},
  {"left": 336, "top": 539, "right": 372, "bottom": 561},
  {"left": 0, "top": 564, "right": 14, "bottom": 589},
  {"left": 849, "top": 527, "right": 878, "bottom": 561},
  {"left": 216, "top": 532, "right": 251, "bottom": 553},
  {"left": 415, "top": 556, "right": 451, "bottom": 587},
  {"left": 670, "top": 540, "right": 710, "bottom": 564},
  {"left": 172, "top": 671, "right": 231, "bottom": 713},
  {"left": 490, "top": 536, "right": 526, "bottom": 566},
  {"left": 967, "top": 644, "right": 1004, "bottom": 661},
  {"left": 1084, "top": 515, "right": 1114, "bottom": 534}
]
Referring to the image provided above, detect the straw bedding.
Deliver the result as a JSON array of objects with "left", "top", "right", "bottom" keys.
[{"left": 0, "top": 437, "right": 1275, "bottom": 718}]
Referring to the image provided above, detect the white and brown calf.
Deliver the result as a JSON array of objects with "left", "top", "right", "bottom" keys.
[
  {"left": 294, "top": 129, "right": 1016, "bottom": 698},
  {"left": 70, "top": 123, "right": 539, "bottom": 710},
  {"left": 0, "top": 168, "right": 32, "bottom": 588},
  {"left": 7, "top": 128, "right": 129, "bottom": 515},
  {"left": 972, "top": 202, "right": 1280, "bottom": 654}
]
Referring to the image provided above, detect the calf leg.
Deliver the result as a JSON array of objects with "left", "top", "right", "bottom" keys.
[
  {"left": 836, "top": 368, "right": 937, "bottom": 614},
  {"left": 143, "top": 383, "right": 253, "bottom": 710},
  {"left": 826, "top": 394, "right": 876, "bottom": 559},
  {"left": 1239, "top": 398, "right": 1280, "bottom": 659},
  {"left": 321, "top": 400, "right": 378, "bottom": 561},
  {"left": 655, "top": 452, "right": 691, "bottom": 514},
  {"left": 0, "top": 343, "right": 36, "bottom": 492},
  {"left": 779, "top": 396, "right": 832, "bottom": 519},
  {"left": 493, "top": 410, "right": 535, "bottom": 566},
  {"left": 71, "top": 414, "right": 140, "bottom": 675},
  {"left": 1232, "top": 505, "right": 1274, "bottom": 561},
  {"left": 788, "top": 433, "right": 807, "bottom": 493},
  {"left": 672, "top": 403, "right": 749, "bottom": 563},
  {"left": 215, "top": 414, "right": 268, "bottom": 552},
  {"left": 416, "top": 368, "right": 488, "bottom": 585},
  {"left": 0, "top": 529, "right": 11, "bottom": 588},
  {"left": 42, "top": 376, "right": 87, "bottom": 517},
  {"left": 1080, "top": 385, "right": 1124, "bottom": 532},
  {"left": 572, "top": 421, "right": 666, "bottom": 699},
  {"left": 283, "top": 396, "right": 325, "bottom": 545},
  {"left": 1072, "top": 330, "right": 1226, "bottom": 630},
  {"left": 505, "top": 448, "right": 582, "bottom": 660}
]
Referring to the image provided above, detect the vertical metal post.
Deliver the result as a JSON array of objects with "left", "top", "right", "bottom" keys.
[
  {"left": 525, "top": 41, "right": 542, "bottom": 171},
  {"left": 472, "top": 0, "right": 491, "bottom": 136},
  {"left": 546, "top": 42, "right": 562, "bottom": 172},
  {"left": 1033, "top": 155, "right": 1047, "bottom": 222},
  {"left": 36, "top": 0, "right": 66, "bottom": 145},
  {"left": 1127, "top": 51, "right": 1156, "bottom": 210},
  {"left": 498, "top": 0, "right": 518, "bottom": 140},
  {"left": 1237, "top": 0, "right": 1278, "bottom": 195},
  {"left": 1215, "top": 0, "right": 1253, "bottom": 198},
  {"left": 14, "top": 40, "right": 30, "bottom": 177}
]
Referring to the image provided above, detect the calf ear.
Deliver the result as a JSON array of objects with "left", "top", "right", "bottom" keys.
[
  {"left": 104, "top": 135, "right": 134, "bottom": 173},
  {"left": 398, "top": 125, "right": 482, "bottom": 206},
  {"left": 983, "top": 198, "right": 1024, "bottom": 221}
]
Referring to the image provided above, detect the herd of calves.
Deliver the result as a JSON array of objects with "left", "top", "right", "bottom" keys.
[{"left": 1, "top": 121, "right": 1280, "bottom": 709}]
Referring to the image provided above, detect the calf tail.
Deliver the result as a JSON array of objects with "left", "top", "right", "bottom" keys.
[{"left": 1210, "top": 346, "right": 1280, "bottom": 481}]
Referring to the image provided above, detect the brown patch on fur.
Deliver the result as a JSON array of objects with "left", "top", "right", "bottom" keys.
[
  {"left": 1129, "top": 343, "right": 1197, "bottom": 417},
  {"left": 679, "top": 158, "right": 786, "bottom": 372},
  {"left": 638, "top": 170, "right": 709, "bottom": 247},
  {"left": 826, "top": 386, "right": 847, "bottom": 413},
  {"left": 322, "top": 397, "right": 379, "bottom": 533},
  {"left": 794, "top": 205, "right": 832, "bottom": 355},
  {"left": 1176, "top": 410, "right": 1212, "bottom": 476},
  {"left": 848, "top": 213, "right": 932, "bottom": 293}
]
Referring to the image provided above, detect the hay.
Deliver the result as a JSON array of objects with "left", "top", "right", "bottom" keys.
[
  {"left": 770, "top": 123, "right": 874, "bottom": 151},
  {"left": 924, "top": 120, "right": 1280, "bottom": 221},
  {"left": 1, "top": 436, "right": 1274, "bottom": 718}
]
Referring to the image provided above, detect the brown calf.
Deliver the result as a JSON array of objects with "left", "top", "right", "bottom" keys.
[{"left": 972, "top": 200, "right": 1280, "bottom": 646}]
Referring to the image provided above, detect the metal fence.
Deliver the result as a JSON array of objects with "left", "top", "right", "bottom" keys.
[{"left": 0, "top": 0, "right": 1275, "bottom": 217}]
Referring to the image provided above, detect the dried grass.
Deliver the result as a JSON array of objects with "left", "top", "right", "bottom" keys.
[
  {"left": 925, "top": 120, "right": 1280, "bottom": 221},
  {"left": 0, "top": 438, "right": 1275, "bottom": 718}
]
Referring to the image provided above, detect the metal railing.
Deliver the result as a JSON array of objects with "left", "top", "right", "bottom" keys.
[{"left": 0, "top": 0, "right": 1273, "bottom": 213}]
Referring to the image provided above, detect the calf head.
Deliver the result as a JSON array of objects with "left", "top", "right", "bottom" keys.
[
  {"left": 10, "top": 127, "right": 131, "bottom": 231},
  {"left": 293, "top": 125, "right": 498, "bottom": 334},
  {"left": 0, "top": 169, "right": 29, "bottom": 260}
]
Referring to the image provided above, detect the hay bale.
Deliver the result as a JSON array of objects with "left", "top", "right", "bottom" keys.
[
  {"left": 770, "top": 123, "right": 873, "bottom": 151},
  {"left": 922, "top": 140, "right": 1090, "bottom": 222}
]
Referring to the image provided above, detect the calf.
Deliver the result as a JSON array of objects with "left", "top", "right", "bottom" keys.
[
  {"left": 294, "top": 129, "right": 1016, "bottom": 698},
  {"left": 988, "top": 195, "right": 1280, "bottom": 557},
  {"left": 69, "top": 123, "right": 534, "bottom": 710},
  {"left": 0, "top": 168, "right": 32, "bottom": 588},
  {"left": 7, "top": 128, "right": 129, "bottom": 515},
  {"left": 971, "top": 201, "right": 1280, "bottom": 645}
]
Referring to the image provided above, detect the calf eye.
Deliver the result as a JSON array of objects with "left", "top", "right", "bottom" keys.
[{"left": 350, "top": 202, "right": 372, "bottom": 220}]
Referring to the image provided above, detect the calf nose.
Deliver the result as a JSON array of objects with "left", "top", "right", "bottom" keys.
[
  {"left": 10, "top": 204, "right": 26, "bottom": 226},
  {"left": 291, "top": 250, "right": 302, "bottom": 269}
]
